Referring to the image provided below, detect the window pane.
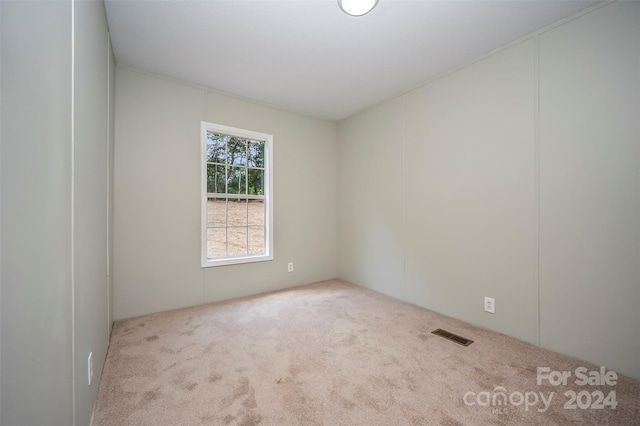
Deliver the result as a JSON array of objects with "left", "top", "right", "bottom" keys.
[
  {"left": 227, "top": 137, "right": 247, "bottom": 166},
  {"left": 248, "top": 226, "right": 265, "bottom": 255},
  {"left": 227, "top": 227, "right": 247, "bottom": 256},
  {"left": 227, "top": 166, "right": 246, "bottom": 195},
  {"left": 207, "top": 164, "right": 226, "bottom": 194},
  {"left": 248, "top": 200, "right": 264, "bottom": 226},
  {"left": 202, "top": 123, "right": 271, "bottom": 266},
  {"left": 207, "top": 198, "right": 226, "bottom": 227},
  {"left": 207, "top": 228, "right": 226, "bottom": 258},
  {"left": 247, "top": 168, "right": 264, "bottom": 195},
  {"left": 206, "top": 132, "right": 227, "bottom": 164},
  {"left": 227, "top": 198, "right": 247, "bottom": 226},
  {"left": 247, "top": 140, "right": 264, "bottom": 168}
]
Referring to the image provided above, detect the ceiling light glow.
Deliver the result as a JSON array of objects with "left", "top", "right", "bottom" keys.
[{"left": 338, "top": 0, "right": 379, "bottom": 17}]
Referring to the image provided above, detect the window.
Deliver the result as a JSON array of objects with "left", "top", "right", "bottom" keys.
[{"left": 201, "top": 122, "right": 273, "bottom": 267}]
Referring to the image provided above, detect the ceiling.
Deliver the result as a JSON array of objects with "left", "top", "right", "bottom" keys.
[{"left": 104, "top": 0, "right": 599, "bottom": 121}]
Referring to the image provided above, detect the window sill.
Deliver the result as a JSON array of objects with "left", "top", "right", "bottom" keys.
[{"left": 201, "top": 254, "right": 273, "bottom": 268}]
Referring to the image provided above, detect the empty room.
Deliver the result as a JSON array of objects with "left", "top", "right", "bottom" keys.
[{"left": 1, "top": 0, "right": 639, "bottom": 425}]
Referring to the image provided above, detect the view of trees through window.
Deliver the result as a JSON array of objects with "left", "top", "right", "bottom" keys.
[{"left": 206, "top": 132, "right": 266, "bottom": 258}]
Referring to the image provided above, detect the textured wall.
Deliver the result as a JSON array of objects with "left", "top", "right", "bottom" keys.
[
  {"left": 337, "top": 2, "right": 640, "bottom": 379},
  {"left": 1, "top": 2, "right": 74, "bottom": 424},
  {"left": 538, "top": 1, "right": 640, "bottom": 380},
  {"left": 113, "top": 68, "right": 337, "bottom": 320},
  {"left": 1, "top": 0, "right": 114, "bottom": 424}
]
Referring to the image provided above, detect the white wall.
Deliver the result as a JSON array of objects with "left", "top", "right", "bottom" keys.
[
  {"left": 73, "top": 1, "right": 113, "bottom": 423},
  {"left": 538, "top": 2, "right": 640, "bottom": 380},
  {"left": 108, "top": 34, "right": 116, "bottom": 335},
  {"left": 1, "top": 2, "right": 74, "bottom": 424},
  {"left": 113, "top": 67, "right": 337, "bottom": 320},
  {"left": 403, "top": 38, "right": 537, "bottom": 344},
  {"left": 337, "top": 98, "right": 404, "bottom": 300},
  {"left": 337, "top": 1, "right": 640, "bottom": 379},
  {"left": 0, "top": 1, "right": 114, "bottom": 424}
]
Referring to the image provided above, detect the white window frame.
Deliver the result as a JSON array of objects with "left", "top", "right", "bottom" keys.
[{"left": 201, "top": 121, "right": 273, "bottom": 267}]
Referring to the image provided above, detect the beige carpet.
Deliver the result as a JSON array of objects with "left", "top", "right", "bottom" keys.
[{"left": 93, "top": 280, "right": 639, "bottom": 425}]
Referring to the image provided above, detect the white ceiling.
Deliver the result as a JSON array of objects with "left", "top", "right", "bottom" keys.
[{"left": 104, "top": 0, "right": 599, "bottom": 121}]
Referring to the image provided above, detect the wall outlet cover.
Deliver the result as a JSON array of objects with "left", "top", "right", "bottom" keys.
[
  {"left": 484, "top": 297, "right": 495, "bottom": 314},
  {"left": 88, "top": 352, "right": 93, "bottom": 386}
]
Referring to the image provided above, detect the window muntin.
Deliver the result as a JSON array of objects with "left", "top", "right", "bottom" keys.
[{"left": 201, "top": 122, "right": 272, "bottom": 267}]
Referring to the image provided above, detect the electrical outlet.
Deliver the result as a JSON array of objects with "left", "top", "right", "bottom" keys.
[
  {"left": 88, "top": 352, "right": 93, "bottom": 386},
  {"left": 484, "top": 297, "right": 495, "bottom": 314},
  {"left": 287, "top": 262, "right": 294, "bottom": 273}
]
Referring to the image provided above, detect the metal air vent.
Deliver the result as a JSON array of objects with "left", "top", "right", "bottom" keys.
[{"left": 431, "top": 328, "right": 473, "bottom": 347}]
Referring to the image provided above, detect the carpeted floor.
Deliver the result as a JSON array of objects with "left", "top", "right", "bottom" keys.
[{"left": 93, "top": 280, "right": 639, "bottom": 425}]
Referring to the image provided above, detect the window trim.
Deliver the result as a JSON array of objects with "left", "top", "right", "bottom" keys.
[{"left": 200, "top": 121, "right": 273, "bottom": 267}]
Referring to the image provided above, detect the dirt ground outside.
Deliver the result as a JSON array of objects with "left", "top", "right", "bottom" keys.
[{"left": 206, "top": 199, "right": 265, "bottom": 258}]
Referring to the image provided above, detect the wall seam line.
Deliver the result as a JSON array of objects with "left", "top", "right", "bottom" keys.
[
  {"left": 106, "top": 32, "right": 111, "bottom": 343},
  {"left": 203, "top": 89, "right": 207, "bottom": 304},
  {"left": 70, "top": 0, "right": 76, "bottom": 423},
  {"left": 534, "top": 34, "right": 541, "bottom": 348},
  {"left": 0, "top": 1, "right": 3, "bottom": 420},
  {"left": 401, "top": 95, "right": 406, "bottom": 302},
  {"left": 637, "top": 1, "right": 640, "bottom": 380}
]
